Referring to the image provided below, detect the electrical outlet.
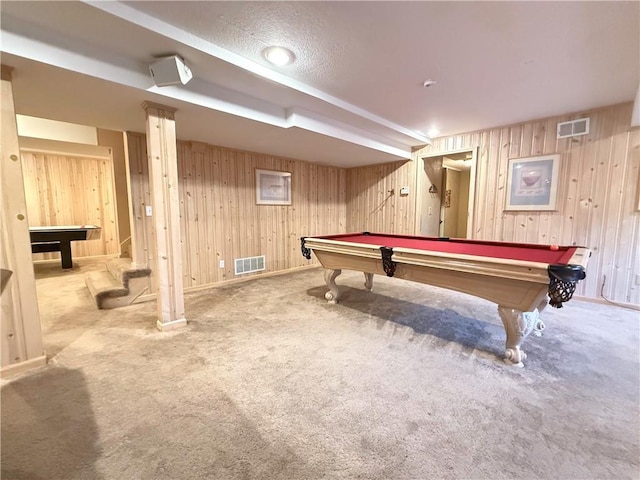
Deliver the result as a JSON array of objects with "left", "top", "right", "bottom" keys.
[
  {"left": 145, "top": 205, "right": 152, "bottom": 217},
  {"left": 428, "top": 206, "right": 432, "bottom": 215},
  {"left": 219, "top": 260, "right": 225, "bottom": 269}
]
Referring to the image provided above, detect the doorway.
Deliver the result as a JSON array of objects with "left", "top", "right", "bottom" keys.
[{"left": 416, "top": 148, "right": 477, "bottom": 238}]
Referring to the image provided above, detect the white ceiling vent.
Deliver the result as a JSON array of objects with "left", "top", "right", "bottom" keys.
[{"left": 557, "top": 118, "right": 590, "bottom": 139}]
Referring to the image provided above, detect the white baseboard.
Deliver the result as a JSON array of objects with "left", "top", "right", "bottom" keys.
[
  {"left": 156, "top": 318, "right": 187, "bottom": 331},
  {"left": 1, "top": 354, "right": 47, "bottom": 379}
]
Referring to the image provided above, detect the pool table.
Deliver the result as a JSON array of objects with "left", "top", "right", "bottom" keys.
[
  {"left": 301, "top": 232, "right": 590, "bottom": 366},
  {"left": 30, "top": 225, "right": 102, "bottom": 269}
]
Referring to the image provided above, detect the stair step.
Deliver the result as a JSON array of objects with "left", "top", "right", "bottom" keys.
[
  {"left": 85, "top": 258, "right": 151, "bottom": 309},
  {"left": 107, "top": 258, "right": 135, "bottom": 283},
  {"left": 106, "top": 258, "right": 151, "bottom": 287},
  {"left": 86, "top": 271, "right": 127, "bottom": 306}
]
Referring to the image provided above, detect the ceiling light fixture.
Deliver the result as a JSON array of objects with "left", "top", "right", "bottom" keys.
[
  {"left": 423, "top": 79, "right": 437, "bottom": 88},
  {"left": 427, "top": 128, "right": 440, "bottom": 137},
  {"left": 263, "top": 46, "right": 295, "bottom": 67}
]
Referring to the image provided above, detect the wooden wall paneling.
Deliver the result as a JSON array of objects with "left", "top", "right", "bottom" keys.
[
  {"left": 233, "top": 151, "right": 246, "bottom": 271},
  {"left": 201, "top": 147, "right": 214, "bottom": 285},
  {"left": 501, "top": 125, "right": 523, "bottom": 241},
  {"left": 200, "top": 144, "right": 215, "bottom": 285},
  {"left": 508, "top": 124, "right": 533, "bottom": 243},
  {"left": 193, "top": 144, "right": 205, "bottom": 283},
  {"left": 191, "top": 142, "right": 204, "bottom": 286},
  {"left": 538, "top": 117, "right": 562, "bottom": 245},
  {"left": 307, "top": 163, "right": 318, "bottom": 235},
  {"left": 279, "top": 186, "right": 288, "bottom": 271},
  {"left": 212, "top": 146, "right": 224, "bottom": 280},
  {"left": 178, "top": 143, "right": 192, "bottom": 288},
  {"left": 21, "top": 153, "right": 40, "bottom": 226},
  {"left": 336, "top": 168, "right": 345, "bottom": 234},
  {"left": 123, "top": 132, "right": 154, "bottom": 291},
  {"left": 192, "top": 145, "right": 205, "bottom": 285},
  {"left": 407, "top": 103, "right": 638, "bottom": 305},
  {"left": 21, "top": 151, "right": 118, "bottom": 261},
  {"left": 622, "top": 128, "right": 640, "bottom": 305},
  {"left": 224, "top": 149, "right": 233, "bottom": 278},
  {"left": 228, "top": 150, "right": 240, "bottom": 274},
  {"left": 98, "top": 156, "right": 117, "bottom": 256},
  {"left": 252, "top": 153, "right": 262, "bottom": 258},
  {"left": 470, "top": 133, "right": 486, "bottom": 238},
  {"left": 581, "top": 109, "right": 612, "bottom": 296},
  {"left": 484, "top": 130, "right": 502, "bottom": 242},
  {"left": 98, "top": 129, "right": 131, "bottom": 258},
  {"left": 290, "top": 156, "right": 304, "bottom": 263},
  {"left": 237, "top": 152, "right": 248, "bottom": 271},
  {"left": 241, "top": 152, "right": 252, "bottom": 267},
  {"left": 599, "top": 108, "right": 635, "bottom": 301},
  {"left": 284, "top": 158, "right": 295, "bottom": 267},
  {"left": 479, "top": 131, "right": 492, "bottom": 239},
  {"left": 564, "top": 121, "right": 590, "bottom": 249}
]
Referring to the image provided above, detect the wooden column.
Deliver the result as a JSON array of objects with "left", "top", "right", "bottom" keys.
[
  {"left": 0, "top": 65, "right": 46, "bottom": 377},
  {"left": 142, "top": 102, "right": 186, "bottom": 331}
]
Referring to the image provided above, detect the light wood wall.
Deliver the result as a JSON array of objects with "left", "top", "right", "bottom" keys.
[
  {"left": 97, "top": 129, "right": 131, "bottom": 257},
  {"left": 346, "top": 160, "right": 418, "bottom": 234},
  {"left": 125, "top": 134, "right": 347, "bottom": 290},
  {"left": 21, "top": 150, "right": 119, "bottom": 260},
  {"left": 347, "top": 102, "right": 640, "bottom": 305}
]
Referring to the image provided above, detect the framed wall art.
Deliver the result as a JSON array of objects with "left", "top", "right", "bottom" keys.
[
  {"left": 505, "top": 154, "right": 560, "bottom": 211},
  {"left": 256, "top": 169, "right": 292, "bottom": 205}
]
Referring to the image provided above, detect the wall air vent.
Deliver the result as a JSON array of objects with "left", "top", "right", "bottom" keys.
[
  {"left": 234, "top": 255, "right": 265, "bottom": 275},
  {"left": 557, "top": 118, "right": 590, "bottom": 139}
]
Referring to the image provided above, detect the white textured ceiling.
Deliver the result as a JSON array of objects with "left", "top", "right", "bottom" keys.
[{"left": 1, "top": 1, "right": 638, "bottom": 167}]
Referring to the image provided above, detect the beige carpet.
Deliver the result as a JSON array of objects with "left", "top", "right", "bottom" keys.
[{"left": 1, "top": 258, "right": 639, "bottom": 480}]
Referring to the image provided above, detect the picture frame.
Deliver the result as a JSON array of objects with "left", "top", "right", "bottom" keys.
[
  {"left": 505, "top": 154, "right": 560, "bottom": 211},
  {"left": 256, "top": 169, "right": 292, "bottom": 205}
]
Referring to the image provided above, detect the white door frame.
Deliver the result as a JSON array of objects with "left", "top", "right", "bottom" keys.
[{"left": 415, "top": 146, "right": 478, "bottom": 239}]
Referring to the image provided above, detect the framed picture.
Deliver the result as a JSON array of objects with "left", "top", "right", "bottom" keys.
[
  {"left": 505, "top": 154, "right": 560, "bottom": 211},
  {"left": 256, "top": 169, "right": 292, "bottom": 205}
]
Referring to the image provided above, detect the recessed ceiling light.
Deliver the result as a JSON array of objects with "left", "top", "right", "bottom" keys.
[
  {"left": 263, "top": 46, "right": 295, "bottom": 67},
  {"left": 427, "top": 128, "right": 440, "bottom": 137},
  {"left": 423, "top": 79, "right": 437, "bottom": 88}
]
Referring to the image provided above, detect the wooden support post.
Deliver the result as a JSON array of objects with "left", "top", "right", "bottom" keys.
[
  {"left": 0, "top": 65, "right": 46, "bottom": 377},
  {"left": 142, "top": 102, "right": 186, "bottom": 331}
]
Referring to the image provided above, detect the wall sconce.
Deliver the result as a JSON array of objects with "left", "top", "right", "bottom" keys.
[{"left": 428, "top": 184, "right": 438, "bottom": 194}]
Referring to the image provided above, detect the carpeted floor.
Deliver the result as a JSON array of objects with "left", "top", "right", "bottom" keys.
[{"left": 1, "top": 258, "right": 639, "bottom": 480}]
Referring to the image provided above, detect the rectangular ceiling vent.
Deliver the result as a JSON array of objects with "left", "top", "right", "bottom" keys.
[
  {"left": 234, "top": 255, "right": 265, "bottom": 275},
  {"left": 557, "top": 118, "right": 590, "bottom": 139}
]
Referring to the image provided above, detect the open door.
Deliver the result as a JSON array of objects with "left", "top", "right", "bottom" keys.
[{"left": 417, "top": 148, "right": 476, "bottom": 238}]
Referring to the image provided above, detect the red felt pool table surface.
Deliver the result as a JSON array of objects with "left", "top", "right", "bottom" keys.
[{"left": 318, "top": 233, "right": 577, "bottom": 265}]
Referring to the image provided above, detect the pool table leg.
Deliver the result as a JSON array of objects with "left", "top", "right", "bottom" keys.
[
  {"left": 498, "top": 303, "right": 546, "bottom": 367},
  {"left": 60, "top": 240, "right": 73, "bottom": 269},
  {"left": 364, "top": 272, "right": 374, "bottom": 291},
  {"left": 324, "top": 269, "right": 342, "bottom": 304}
]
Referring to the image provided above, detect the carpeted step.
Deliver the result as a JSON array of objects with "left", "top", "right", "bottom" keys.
[
  {"left": 107, "top": 258, "right": 136, "bottom": 283},
  {"left": 85, "top": 258, "right": 151, "bottom": 309},
  {"left": 85, "top": 270, "right": 127, "bottom": 308}
]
